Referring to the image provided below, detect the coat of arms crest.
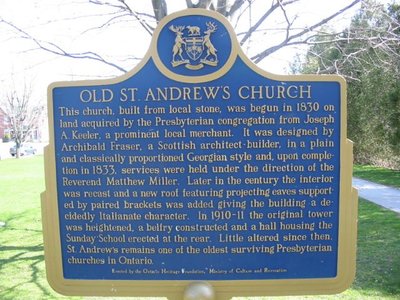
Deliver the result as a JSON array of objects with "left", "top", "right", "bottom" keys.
[{"left": 169, "top": 22, "right": 218, "bottom": 70}]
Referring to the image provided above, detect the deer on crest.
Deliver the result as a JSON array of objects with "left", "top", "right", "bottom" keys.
[
  {"left": 169, "top": 25, "right": 186, "bottom": 63},
  {"left": 203, "top": 22, "right": 218, "bottom": 62}
]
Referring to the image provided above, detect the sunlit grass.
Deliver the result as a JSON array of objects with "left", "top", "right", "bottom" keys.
[{"left": 353, "top": 164, "right": 400, "bottom": 188}]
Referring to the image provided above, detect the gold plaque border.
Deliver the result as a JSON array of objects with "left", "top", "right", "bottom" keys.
[{"left": 41, "top": 8, "right": 358, "bottom": 299}]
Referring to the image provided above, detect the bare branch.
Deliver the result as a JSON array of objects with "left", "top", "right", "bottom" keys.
[
  {"left": 0, "top": 18, "right": 128, "bottom": 73},
  {"left": 80, "top": 12, "right": 133, "bottom": 35},
  {"left": 278, "top": 0, "right": 297, "bottom": 41},
  {"left": 117, "top": 0, "right": 155, "bottom": 33},
  {"left": 251, "top": 0, "right": 361, "bottom": 63},
  {"left": 89, "top": 0, "right": 155, "bottom": 33},
  {"left": 228, "top": 0, "right": 247, "bottom": 17},
  {"left": 240, "top": 0, "right": 282, "bottom": 45},
  {"left": 1, "top": 0, "right": 377, "bottom": 77}
]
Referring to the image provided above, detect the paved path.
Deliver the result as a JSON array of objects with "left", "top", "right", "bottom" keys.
[{"left": 352, "top": 177, "right": 400, "bottom": 213}]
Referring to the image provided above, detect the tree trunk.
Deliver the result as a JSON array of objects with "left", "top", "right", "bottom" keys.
[
  {"left": 152, "top": 0, "right": 167, "bottom": 22},
  {"left": 15, "top": 141, "right": 21, "bottom": 159}
]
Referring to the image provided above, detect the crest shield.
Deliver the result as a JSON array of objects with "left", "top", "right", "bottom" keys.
[
  {"left": 169, "top": 22, "right": 218, "bottom": 70},
  {"left": 184, "top": 36, "right": 204, "bottom": 61}
]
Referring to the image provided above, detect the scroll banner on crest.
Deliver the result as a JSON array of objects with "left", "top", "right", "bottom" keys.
[{"left": 41, "top": 8, "right": 358, "bottom": 300}]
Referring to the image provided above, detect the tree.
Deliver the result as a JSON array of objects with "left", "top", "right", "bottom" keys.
[
  {"left": 296, "top": 0, "right": 400, "bottom": 168},
  {"left": 0, "top": 0, "right": 361, "bottom": 75},
  {"left": 295, "top": 0, "right": 400, "bottom": 80},
  {"left": 1, "top": 81, "right": 44, "bottom": 158}
]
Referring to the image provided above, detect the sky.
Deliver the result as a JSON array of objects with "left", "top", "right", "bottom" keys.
[{"left": 0, "top": 0, "right": 391, "bottom": 103}]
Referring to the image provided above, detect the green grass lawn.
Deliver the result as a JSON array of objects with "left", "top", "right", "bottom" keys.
[
  {"left": 353, "top": 164, "right": 400, "bottom": 188},
  {"left": 0, "top": 156, "right": 399, "bottom": 299},
  {"left": 0, "top": 156, "right": 75, "bottom": 300}
]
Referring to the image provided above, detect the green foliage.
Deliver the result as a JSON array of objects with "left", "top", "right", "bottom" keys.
[
  {"left": 347, "top": 70, "right": 400, "bottom": 168},
  {"left": 388, "top": 86, "right": 400, "bottom": 148},
  {"left": 297, "top": 0, "right": 400, "bottom": 168},
  {"left": 0, "top": 156, "right": 67, "bottom": 300}
]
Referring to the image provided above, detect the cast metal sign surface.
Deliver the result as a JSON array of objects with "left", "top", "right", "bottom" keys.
[{"left": 41, "top": 8, "right": 358, "bottom": 299}]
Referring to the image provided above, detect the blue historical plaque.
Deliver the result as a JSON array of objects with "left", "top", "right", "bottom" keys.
[{"left": 42, "top": 8, "right": 357, "bottom": 299}]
